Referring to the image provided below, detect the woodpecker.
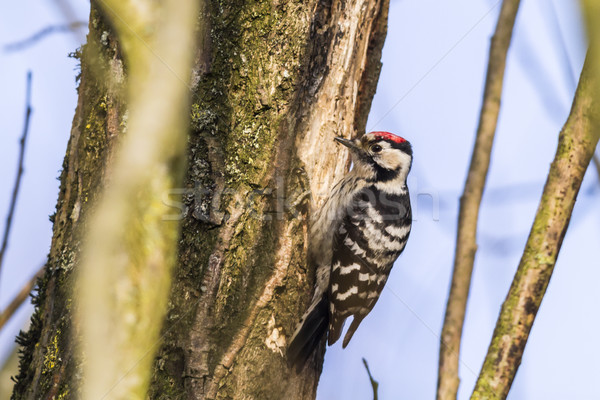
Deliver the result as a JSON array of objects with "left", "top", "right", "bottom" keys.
[{"left": 287, "top": 131, "right": 413, "bottom": 369}]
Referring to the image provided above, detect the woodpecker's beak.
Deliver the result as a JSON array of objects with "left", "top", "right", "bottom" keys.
[{"left": 334, "top": 137, "right": 359, "bottom": 152}]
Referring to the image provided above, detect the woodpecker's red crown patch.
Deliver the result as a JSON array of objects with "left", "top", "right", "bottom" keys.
[{"left": 370, "top": 131, "right": 406, "bottom": 144}]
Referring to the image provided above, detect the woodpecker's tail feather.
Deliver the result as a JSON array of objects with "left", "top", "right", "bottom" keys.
[
  {"left": 342, "top": 314, "right": 365, "bottom": 348},
  {"left": 287, "top": 296, "right": 329, "bottom": 371}
]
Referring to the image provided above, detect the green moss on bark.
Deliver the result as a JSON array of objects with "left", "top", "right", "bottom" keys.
[{"left": 150, "top": 0, "right": 319, "bottom": 397}]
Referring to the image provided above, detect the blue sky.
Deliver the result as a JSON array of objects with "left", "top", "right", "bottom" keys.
[{"left": 1, "top": 1, "right": 598, "bottom": 399}]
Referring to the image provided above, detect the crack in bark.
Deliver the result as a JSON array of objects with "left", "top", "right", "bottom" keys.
[
  {"left": 184, "top": 202, "right": 245, "bottom": 398},
  {"left": 205, "top": 223, "right": 296, "bottom": 398}
]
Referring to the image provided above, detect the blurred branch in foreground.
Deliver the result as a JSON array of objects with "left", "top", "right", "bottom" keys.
[
  {"left": 0, "top": 266, "right": 45, "bottom": 331},
  {"left": 0, "top": 344, "right": 20, "bottom": 399},
  {"left": 76, "top": 0, "right": 199, "bottom": 398},
  {"left": 471, "top": 49, "right": 600, "bottom": 399},
  {"left": 437, "top": 1, "right": 521, "bottom": 399},
  {"left": 0, "top": 72, "right": 32, "bottom": 293},
  {"left": 3, "top": 22, "right": 86, "bottom": 53},
  {"left": 362, "top": 358, "right": 379, "bottom": 400}
]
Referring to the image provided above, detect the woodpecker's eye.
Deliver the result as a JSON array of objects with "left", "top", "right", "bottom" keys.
[{"left": 371, "top": 144, "right": 382, "bottom": 153}]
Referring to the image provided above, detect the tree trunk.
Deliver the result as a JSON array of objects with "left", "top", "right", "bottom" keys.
[{"left": 11, "top": 0, "right": 390, "bottom": 399}]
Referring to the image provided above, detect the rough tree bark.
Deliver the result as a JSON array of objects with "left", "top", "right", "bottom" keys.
[{"left": 10, "top": 0, "right": 390, "bottom": 399}]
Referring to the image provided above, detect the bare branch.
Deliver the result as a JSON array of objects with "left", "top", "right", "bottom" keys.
[
  {"left": 471, "top": 52, "right": 600, "bottom": 399},
  {"left": 0, "top": 72, "right": 32, "bottom": 290},
  {"left": 437, "top": 1, "right": 521, "bottom": 399},
  {"left": 593, "top": 153, "right": 600, "bottom": 184},
  {"left": 50, "top": 0, "right": 87, "bottom": 44},
  {"left": 0, "top": 266, "right": 45, "bottom": 331},
  {"left": 3, "top": 23, "right": 86, "bottom": 53},
  {"left": 362, "top": 358, "right": 379, "bottom": 400}
]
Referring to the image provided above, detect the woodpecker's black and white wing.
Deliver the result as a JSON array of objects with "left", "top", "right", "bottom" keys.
[{"left": 328, "top": 185, "right": 411, "bottom": 347}]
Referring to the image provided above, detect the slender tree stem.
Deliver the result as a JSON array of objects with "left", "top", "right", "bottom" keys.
[
  {"left": 437, "top": 2, "right": 521, "bottom": 399},
  {"left": 0, "top": 72, "right": 32, "bottom": 293},
  {"left": 362, "top": 358, "right": 379, "bottom": 400},
  {"left": 593, "top": 153, "right": 600, "bottom": 183},
  {"left": 471, "top": 52, "right": 600, "bottom": 400}
]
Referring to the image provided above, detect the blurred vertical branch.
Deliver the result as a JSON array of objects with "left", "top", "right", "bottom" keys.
[
  {"left": 0, "top": 344, "right": 19, "bottom": 399},
  {"left": 76, "top": 0, "right": 198, "bottom": 398},
  {"left": 0, "top": 72, "right": 32, "bottom": 289},
  {"left": 437, "top": 1, "right": 521, "bottom": 399}
]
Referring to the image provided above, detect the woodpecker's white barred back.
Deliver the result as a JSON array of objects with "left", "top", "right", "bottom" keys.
[{"left": 288, "top": 131, "right": 413, "bottom": 368}]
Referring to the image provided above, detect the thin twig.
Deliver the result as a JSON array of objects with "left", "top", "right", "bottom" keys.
[
  {"left": 362, "top": 358, "right": 379, "bottom": 400},
  {"left": 3, "top": 22, "right": 86, "bottom": 53},
  {"left": 0, "top": 72, "right": 33, "bottom": 289},
  {"left": 471, "top": 51, "right": 600, "bottom": 400},
  {"left": 0, "top": 265, "right": 45, "bottom": 331},
  {"left": 548, "top": 0, "right": 577, "bottom": 90},
  {"left": 436, "top": 1, "right": 521, "bottom": 399},
  {"left": 593, "top": 153, "right": 600, "bottom": 184}
]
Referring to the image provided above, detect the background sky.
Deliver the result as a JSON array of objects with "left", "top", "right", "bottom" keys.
[{"left": 1, "top": 1, "right": 598, "bottom": 399}]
